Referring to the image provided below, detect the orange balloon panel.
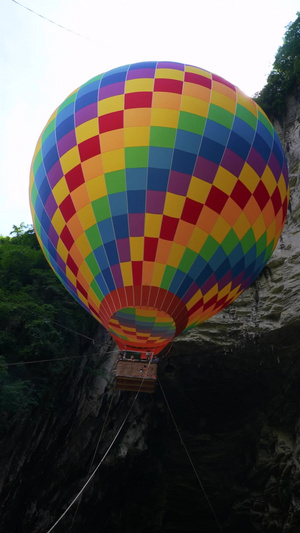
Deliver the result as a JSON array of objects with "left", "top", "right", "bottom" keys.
[{"left": 30, "top": 62, "right": 289, "bottom": 354}]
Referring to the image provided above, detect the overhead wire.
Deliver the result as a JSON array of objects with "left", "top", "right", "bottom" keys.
[
  {"left": 158, "top": 378, "right": 224, "bottom": 533},
  {"left": 11, "top": 0, "right": 88, "bottom": 38}
]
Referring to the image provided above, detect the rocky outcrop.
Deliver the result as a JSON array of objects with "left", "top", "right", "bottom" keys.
[{"left": 1, "top": 94, "right": 300, "bottom": 533}]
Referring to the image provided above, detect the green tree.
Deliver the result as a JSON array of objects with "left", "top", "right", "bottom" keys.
[
  {"left": 254, "top": 12, "right": 300, "bottom": 117},
  {"left": 0, "top": 225, "right": 98, "bottom": 435}
]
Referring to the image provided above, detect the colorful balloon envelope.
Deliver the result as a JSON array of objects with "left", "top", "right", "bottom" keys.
[{"left": 30, "top": 62, "right": 289, "bottom": 354}]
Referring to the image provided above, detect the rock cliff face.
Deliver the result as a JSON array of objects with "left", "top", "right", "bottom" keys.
[{"left": 1, "top": 94, "right": 300, "bottom": 533}]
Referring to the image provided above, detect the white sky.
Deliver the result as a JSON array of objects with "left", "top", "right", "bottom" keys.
[{"left": 0, "top": 0, "right": 299, "bottom": 236}]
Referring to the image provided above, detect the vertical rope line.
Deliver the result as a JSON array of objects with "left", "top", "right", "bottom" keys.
[
  {"left": 46, "top": 358, "right": 153, "bottom": 533},
  {"left": 158, "top": 378, "right": 223, "bottom": 532},
  {"left": 69, "top": 393, "right": 115, "bottom": 530},
  {"left": 89, "top": 393, "right": 115, "bottom": 471}
]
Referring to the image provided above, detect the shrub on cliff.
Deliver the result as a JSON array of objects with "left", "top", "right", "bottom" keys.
[{"left": 254, "top": 12, "right": 300, "bottom": 118}]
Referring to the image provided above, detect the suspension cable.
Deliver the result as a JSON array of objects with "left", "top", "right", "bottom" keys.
[
  {"left": 46, "top": 358, "right": 153, "bottom": 533},
  {"left": 158, "top": 378, "right": 223, "bottom": 533}
]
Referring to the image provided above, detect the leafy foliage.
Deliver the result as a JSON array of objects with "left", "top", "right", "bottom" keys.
[
  {"left": 254, "top": 12, "right": 300, "bottom": 118},
  {"left": 0, "top": 225, "right": 98, "bottom": 435}
]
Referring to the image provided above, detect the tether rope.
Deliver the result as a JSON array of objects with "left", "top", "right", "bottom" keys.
[
  {"left": 0, "top": 355, "right": 91, "bottom": 367},
  {"left": 52, "top": 321, "right": 95, "bottom": 341},
  {"left": 158, "top": 378, "right": 223, "bottom": 532},
  {"left": 0, "top": 350, "right": 117, "bottom": 368},
  {"left": 162, "top": 341, "right": 173, "bottom": 359},
  {"left": 89, "top": 393, "right": 115, "bottom": 471},
  {"left": 46, "top": 357, "right": 153, "bottom": 532},
  {"left": 2, "top": 302, "right": 97, "bottom": 343},
  {"left": 70, "top": 393, "right": 115, "bottom": 529}
]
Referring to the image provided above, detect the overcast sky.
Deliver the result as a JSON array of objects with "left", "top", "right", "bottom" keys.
[{"left": 0, "top": 0, "right": 299, "bottom": 236}]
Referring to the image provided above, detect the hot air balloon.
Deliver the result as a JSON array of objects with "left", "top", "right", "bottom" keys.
[{"left": 30, "top": 61, "right": 289, "bottom": 373}]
